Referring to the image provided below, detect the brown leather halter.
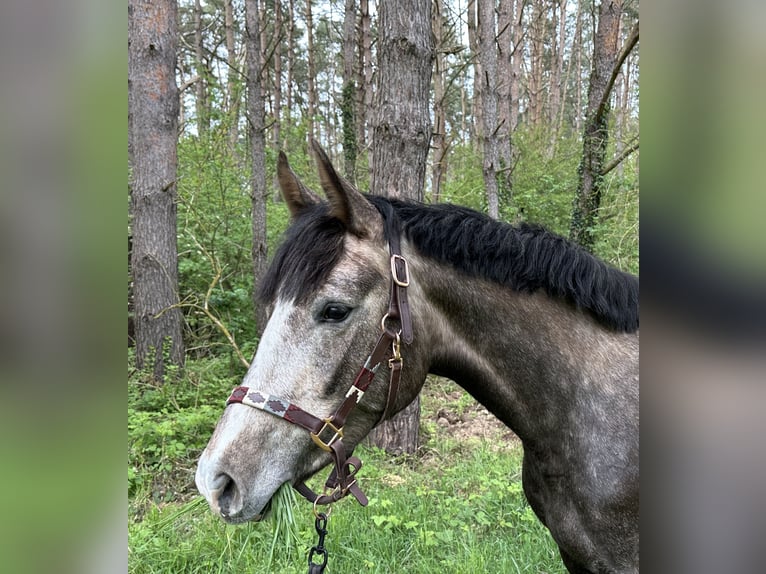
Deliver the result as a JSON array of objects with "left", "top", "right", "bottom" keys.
[{"left": 225, "top": 218, "right": 413, "bottom": 509}]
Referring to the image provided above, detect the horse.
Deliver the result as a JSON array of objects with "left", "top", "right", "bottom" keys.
[{"left": 196, "top": 142, "right": 639, "bottom": 574}]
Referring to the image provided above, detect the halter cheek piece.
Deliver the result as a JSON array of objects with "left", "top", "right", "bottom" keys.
[{"left": 225, "top": 220, "right": 413, "bottom": 509}]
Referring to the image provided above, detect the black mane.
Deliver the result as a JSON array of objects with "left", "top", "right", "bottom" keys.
[{"left": 260, "top": 197, "right": 639, "bottom": 332}]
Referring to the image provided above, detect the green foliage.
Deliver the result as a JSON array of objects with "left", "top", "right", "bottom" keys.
[
  {"left": 437, "top": 126, "right": 638, "bottom": 274},
  {"left": 129, "top": 423, "right": 564, "bottom": 574},
  {"left": 176, "top": 131, "right": 255, "bottom": 359},
  {"left": 506, "top": 127, "right": 582, "bottom": 235},
  {"left": 128, "top": 352, "right": 246, "bottom": 501}
]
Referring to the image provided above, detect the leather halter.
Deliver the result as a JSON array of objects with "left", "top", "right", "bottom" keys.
[{"left": 225, "top": 214, "right": 412, "bottom": 509}]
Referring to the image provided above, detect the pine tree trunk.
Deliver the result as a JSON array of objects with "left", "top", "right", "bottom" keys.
[
  {"left": 245, "top": 0, "right": 269, "bottom": 337},
  {"left": 548, "top": 0, "right": 568, "bottom": 156},
  {"left": 368, "top": 0, "right": 433, "bottom": 455},
  {"left": 497, "top": 0, "right": 513, "bottom": 200},
  {"left": 341, "top": 0, "right": 357, "bottom": 181},
  {"left": 224, "top": 0, "right": 240, "bottom": 151},
  {"left": 510, "top": 0, "right": 524, "bottom": 134},
  {"left": 305, "top": 0, "right": 317, "bottom": 141},
  {"left": 286, "top": 0, "right": 295, "bottom": 116},
  {"left": 128, "top": 0, "right": 184, "bottom": 380},
  {"left": 467, "top": 0, "right": 481, "bottom": 150},
  {"left": 194, "top": 0, "right": 210, "bottom": 135},
  {"left": 431, "top": 0, "right": 447, "bottom": 202},
  {"left": 569, "top": 0, "right": 623, "bottom": 249},
  {"left": 478, "top": 0, "right": 499, "bottom": 219},
  {"left": 272, "top": 0, "right": 283, "bottom": 148},
  {"left": 357, "top": 0, "right": 372, "bottom": 149}
]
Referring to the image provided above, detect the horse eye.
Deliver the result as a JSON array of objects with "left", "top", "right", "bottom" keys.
[{"left": 320, "top": 303, "right": 351, "bottom": 323}]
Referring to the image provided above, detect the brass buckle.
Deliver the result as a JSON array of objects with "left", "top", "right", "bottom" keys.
[
  {"left": 390, "top": 254, "right": 410, "bottom": 287},
  {"left": 310, "top": 418, "right": 344, "bottom": 452}
]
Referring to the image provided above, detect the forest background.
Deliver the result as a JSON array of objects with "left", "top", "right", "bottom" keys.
[
  {"left": 129, "top": 0, "right": 639, "bottom": 376},
  {"left": 128, "top": 0, "right": 639, "bottom": 571}
]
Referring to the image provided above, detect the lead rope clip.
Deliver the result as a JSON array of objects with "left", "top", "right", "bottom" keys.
[{"left": 307, "top": 512, "right": 329, "bottom": 574}]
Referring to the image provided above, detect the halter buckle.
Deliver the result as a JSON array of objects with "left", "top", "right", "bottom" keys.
[
  {"left": 310, "top": 418, "right": 344, "bottom": 452},
  {"left": 390, "top": 254, "right": 410, "bottom": 287}
]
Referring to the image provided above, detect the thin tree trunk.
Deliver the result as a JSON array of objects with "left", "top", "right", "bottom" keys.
[
  {"left": 569, "top": 0, "right": 627, "bottom": 249},
  {"left": 245, "top": 0, "right": 269, "bottom": 336},
  {"left": 194, "top": 0, "right": 209, "bottom": 135},
  {"left": 510, "top": 0, "right": 524, "bottom": 133},
  {"left": 341, "top": 0, "right": 357, "bottom": 181},
  {"left": 548, "top": 0, "right": 568, "bottom": 155},
  {"left": 224, "top": 0, "right": 241, "bottom": 150},
  {"left": 286, "top": 0, "right": 295, "bottom": 117},
  {"left": 528, "top": 0, "right": 545, "bottom": 128},
  {"left": 467, "top": 0, "right": 481, "bottom": 149},
  {"left": 431, "top": 0, "right": 447, "bottom": 202},
  {"left": 273, "top": 0, "right": 283, "bottom": 148},
  {"left": 574, "top": 0, "right": 584, "bottom": 133},
  {"left": 478, "top": 0, "right": 499, "bottom": 219},
  {"left": 497, "top": 0, "right": 513, "bottom": 197},
  {"left": 128, "top": 0, "right": 184, "bottom": 380},
  {"left": 359, "top": 0, "right": 373, "bottom": 149},
  {"left": 368, "top": 0, "right": 433, "bottom": 455},
  {"left": 305, "top": 0, "right": 317, "bottom": 141}
]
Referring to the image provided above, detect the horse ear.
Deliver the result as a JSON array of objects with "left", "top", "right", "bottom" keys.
[
  {"left": 277, "top": 151, "right": 322, "bottom": 218},
  {"left": 310, "top": 139, "right": 382, "bottom": 238}
]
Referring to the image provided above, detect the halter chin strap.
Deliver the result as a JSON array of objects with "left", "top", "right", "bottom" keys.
[{"left": 225, "top": 220, "right": 412, "bottom": 509}]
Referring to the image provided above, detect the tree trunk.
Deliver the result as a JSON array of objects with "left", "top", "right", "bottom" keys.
[
  {"left": 194, "top": 0, "right": 210, "bottom": 135},
  {"left": 224, "top": 0, "right": 241, "bottom": 151},
  {"left": 509, "top": 0, "right": 524, "bottom": 134},
  {"left": 305, "top": 0, "right": 317, "bottom": 141},
  {"left": 497, "top": 0, "right": 513, "bottom": 201},
  {"left": 569, "top": 0, "right": 623, "bottom": 249},
  {"left": 245, "top": 0, "right": 269, "bottom": 337},
  {"left": 128, "top": 0, "right": 184, "bottom": 380},
  {"left": 528, "top": 0, "right": 545, "bottom": 128},
  {"left": 466, "top": 0, "right": 481, "bottom": 150},
  {"left": 431, "top": 0, "right": 447, "bottom": 202},
  {"left": 272, "top": 0, "right": 283, "bottom": 148},
  {"left": 548, "top": 0, "right": 568, "bottom": 155},
  {"left": 574, "top": 0, "right": 584, "bottom": 133},
  {"left": 357, "top": 0, "right": 373, "bottom": 149},
  {"left": 341, "top": 0, "right": 357, "bottom": 181},
  {"left": 368, "top": 0, "right": 433, "bottom": 455},
  {"left": 478, "top": 0, "right": 499, "bottom": 219},
  {"left": 286, "top": 0, "right": 295, "bottom": 117}
]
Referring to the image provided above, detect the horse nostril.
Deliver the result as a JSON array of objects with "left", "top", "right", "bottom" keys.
[{"left": 211, "top": 472, "right": 240, "bottom": 518}]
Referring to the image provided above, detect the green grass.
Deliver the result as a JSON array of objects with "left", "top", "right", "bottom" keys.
[{"left": 129, "top": 359, "right": 565, "bottom": 573}]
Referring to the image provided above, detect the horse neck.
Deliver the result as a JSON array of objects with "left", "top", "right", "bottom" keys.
[{"left": 410, "top": 254, "right": 639, "bottom": 443}]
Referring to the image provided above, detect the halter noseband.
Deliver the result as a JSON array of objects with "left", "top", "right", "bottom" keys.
[{"left": 225, "top": 209, "right": 412, "bottom": 509}]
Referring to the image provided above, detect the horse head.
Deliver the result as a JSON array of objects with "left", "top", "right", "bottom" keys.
[{"left": 195, "top": 142, "right": 427, "bottom": 523}]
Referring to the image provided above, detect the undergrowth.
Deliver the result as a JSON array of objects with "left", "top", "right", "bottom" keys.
[{"left": 129, "top": 356, "right": 565, "bottom": 573}]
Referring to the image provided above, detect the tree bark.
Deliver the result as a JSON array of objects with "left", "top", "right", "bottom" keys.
[
  {"left": 358, "top": 0, "right": 373, "bottom": 149},
  {"left": 509, "top": 0, "right": 524, "bottom": 134},
  {"left": 368, "top": 0, "right": 433, "bottom": 455},
  {"left": 569, "top": 0, "right": 625, "bottom": 249},
  {"left": 193, "top": 0, "right": 210, "bottom": 135},
  {"left": 128, "top": 0, "right": 184, "bottom": 380},
  {"left": 527, "top": 0, "right": 545, "bottom": 128},
  {"left": 431, "top": 0, "right": 447, "bottom": 202},
  {"left": 478, "top": 0, "right": 499, "bottom": 219},
  {"left": 341, "top": 0, "right": 357, "bottom": 181},
  {"left": 466, "top": 0, "right": 481, "bottom": 149},
  {"left": 245, "top": 0, "right": 269, "bottom": 337},
  {"left": 272, "top": 0, "right": 283, "bottom": 148},
  {"left": 497, "top": 0, "right": 513, "bottom": 197},
  {"left": 224, "top": 0, "right": 241, "bottom": 151},
  {"left": 305, "top": 0, "right": 317, "bottom": 141},
  {"left": 548, "top": 0, "right": 568, "bottom": 155},
  {"left": 286, "top": 0, "right": 295, "bottom": 116}
]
